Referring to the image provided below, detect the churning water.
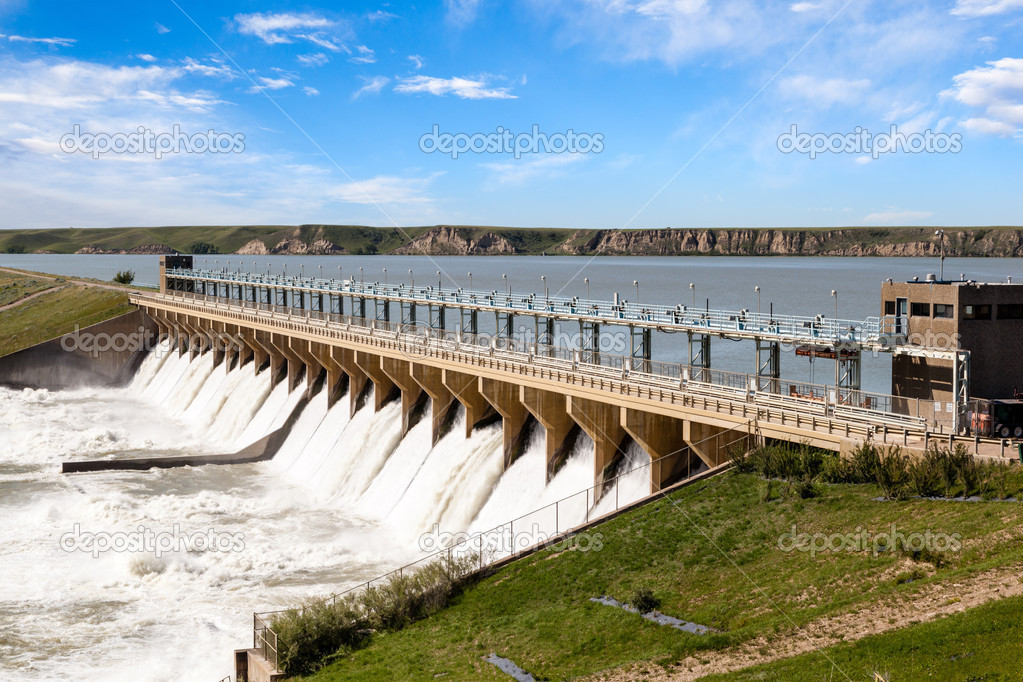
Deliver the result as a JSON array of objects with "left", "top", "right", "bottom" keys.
[{"left": 0, "top": 339, "right": 650, "bottom": 680}]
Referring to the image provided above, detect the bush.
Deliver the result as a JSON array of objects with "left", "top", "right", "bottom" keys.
[
  {"left": 189, "top": 241, "right": 218, "bottom": 254},
  {"left": 631, "top": 588, "right": 661, "bottom": 614},
  {"left": 959, "top": 455, "right": 983, "bottom": 499},
  {"left": 875, "top": 446, "right": 910, "bottom": 500},
  {"left": 820, "top": 452, "right": 854, "bottom": 484},
  {"left": 271, "top": 554, "right": 479, "bottom": 676},
  {"left": 908, "top": 450, "right": 942, "bottom": 498},
  {"left": 849, "top": 442, "right": 881, "bottom": 485},
  {"left": 113, "top": 269, "right": 135, "bottom": 284}
]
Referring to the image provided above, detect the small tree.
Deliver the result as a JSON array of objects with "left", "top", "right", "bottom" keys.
[
  {"left": 189, "top": 241, "right": 219, "bottom": 254},
  {"left": 113, "top": 270, "right": 135, "bottom": 285}
]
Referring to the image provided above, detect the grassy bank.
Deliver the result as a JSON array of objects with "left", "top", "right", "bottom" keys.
[
  {"left": 285, "top": 456, "right": 1023, "bottom": 680},
  {"left": 0, "top": 270, "right": 134, "bottom": 355}
]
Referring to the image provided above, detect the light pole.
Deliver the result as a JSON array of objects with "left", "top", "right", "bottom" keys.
[
  {"left": 584, "top": 277, "right": 590, "bottom": 301},
  {"left": 633, "top": 280, "right": 639, "bottom": 306},
  {"left": 437, "top": 270, "right": 441, "bottom": 292},
  {"left": 409, "top": 268, "right": 414, "bottom": 290},
  {"left": 541, "top": 275, "right": 548, "bottom": 299},
  {"left": 468, "top": 272, "right": 473, "bottom": 291},
  {"left": 300, "top": 263, "right": 304, "bottom": 279},
  {"left": 689, "top": 282, "right": 695, "bottom": 309},
  {"left": 283, "top": 263, "right": 287, "bottom": 277},
  {"left": 266, "top": 262, "right": 270, "bottom": 276},
  {"left": 831, "top": 289, "right": 838, "bottom": 320},
  {"left": 935, "top": 229, "right": 945, "bottom": 281},
  {"left": 318, "top": 264, "right": 322, "bottom": 280},
  {"left": 359, "top": 266, "right": 363, "bottom": 284},
  {"left": 337, "top": 265, "right": 342, "bottom": 282},
  {"left": 382, "top": 267, "right": 387, "bottom": 285},
  {"left": 502, "top": 273, "right": 509, "bottom": 298},
  {"left": 755, "top": 285, "right": 761, "bottom": 316}
]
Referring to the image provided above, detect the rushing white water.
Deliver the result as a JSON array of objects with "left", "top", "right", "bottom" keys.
[{"left": 0, "top": 346, "right": 662, "bottom": 680}]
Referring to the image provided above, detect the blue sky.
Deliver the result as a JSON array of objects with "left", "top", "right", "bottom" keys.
[{"left": 0, "top": 0, "right": 1020, "bottom": 230}]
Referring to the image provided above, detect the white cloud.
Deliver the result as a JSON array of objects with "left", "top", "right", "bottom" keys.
[
  {"left": 408, "top": 54, "right": 424, "bottom": 70},
  {"left": 862, "top": 209, "right": 934, "bottom": 225},
  {"left": 136, "top": 54, "right": 157, "bottom": 63},
  {"left": 778, "top": 75, "right": 871, "bottom": 106},
  {"left": 446, "top": 0, "right": 482, "bottom": 24},
  {"left": 789, "top": 2, "right": 821, "bottom": 11},
  {"left": 297, "top": 53, "right": 329, "bottom": 67},
  {"left": 394, "top": 74, "right": 516, "bottom": 99},
  {"left": 944, "top": 58, "right": 1023, "bottom": 135},
  {"left": 950, "top": 0, "right": 1023, "bottom": 17},
  {"left": 351, "top": 75, "right": 389, "bottom": 100},
  {"left": 481, "top": 154, "right": 585, "bottom": 185},
  {"left": 303, "top": 86, "right": 319, "bottom": 96},
  {"left": 854, "top": 156, "right": 871, "bottom": 165},
  {"left": 329, "top": 173, "right": 440, "bottom": 206},
  {"left": 155, "top": 23, "right": 171, "bottom": 34},
  {"left": 247, "top": 76, "right": 294, "bottom": 93},
  {"left": 1, "top": 33, "right": 75, "bottom": 47},
  {"left": 181, "top": 57, "right": 236, "bottom": 79},
  {"left": 234, "top": 12, "right": 345, "bottom": 51},
  {"left": 349, "top": 45, "right": 376, "bottom": 64},
  {"left": 368, "top": 10, "right": 400, "bottom": 22}
]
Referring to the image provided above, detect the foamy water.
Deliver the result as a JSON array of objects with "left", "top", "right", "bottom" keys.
[{"left": 0, "top": 341, "right": 655, "bottom": 679}]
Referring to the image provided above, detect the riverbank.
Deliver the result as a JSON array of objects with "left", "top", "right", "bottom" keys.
[{"left": 3, "top": 224, "right": 1023, "bottom": 257}]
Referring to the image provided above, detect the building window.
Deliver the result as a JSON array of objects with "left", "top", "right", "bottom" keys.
[
  {"left": 910, "top": 302, "right": 930, "bottom": 317},
  {"left": 884, "top": 300, "right": 896, "bottom": 315},
  {"left": 999, "top": 303, "right": 1023, "bottom": 320},
  {"left": 963, "top": 304, "right": 991, "bottom": 320},
  {"left": 933, "top": 304, "right": 954, "bottom": 318}
]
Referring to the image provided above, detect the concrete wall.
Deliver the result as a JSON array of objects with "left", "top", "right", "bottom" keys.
[{"left": 0, "top": 308, "right": 159, "bottom": 390}]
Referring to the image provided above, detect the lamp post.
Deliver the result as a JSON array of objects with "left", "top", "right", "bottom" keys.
[
  {"left": 382, "top": 267, "right": 387, "bottom": 285},
  {"left": 437, "top": 270, "right": 441, "bottom": 292},
  {"left": 409, "top": 268, "right": 414, "bottom": 290},
  {"left": 633, "top": 280, "right": 639, "bottom": 306},
  {"left": 266, "top": 262, "right": 270, "bottom": 276},
  {"left": 689, "top": 282, "right": 695, "bottom": 309},
  {"left": 318, "top": 264, "right": 322, "bottom": 280},
  {"left": 755, "top": 285, "right": 761, "bottom": 316},
  {"left": 282, "top": 263, "right": 287, "bottom": 277},
  {"left": 359, "top": 266, "right": 363, "bottom": 284},
  {"left": 300, "top": 263, "right": 304, "bottom": 279},
  {"left": 541, "top": 275, "right": 548, "bottom": 299},
  {"left": 337, "top": 265, "right": 342, "bottom": 282},
  {"left": 468, "top": 272, "right": 473, "bottom": 291},
  {"left": 502, "top": 273, "right": 509, "bottom": 298},
  {"left": 935, "top": 229, "right": 945, "bottom": 281},
  {"left": 831, "top": 289, "right": 838, "bottom": 320},
  {"left": 585, "top": 277, "right": 590, "bottom": 301}
]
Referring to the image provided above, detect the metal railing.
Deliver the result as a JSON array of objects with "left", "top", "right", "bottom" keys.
[
  {"left": 249, "top": 422, "right": 755, "bottom": 671},
  {"left": 141, "top": 290, "right": 936, "bottom": 431},
  {"left": 167, "top": 268, "right": 903, "bottom": 350}
]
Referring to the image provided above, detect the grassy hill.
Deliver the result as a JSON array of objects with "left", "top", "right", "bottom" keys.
[
  {"left": 3, "top": 224, "right": 1023, "bottom": 256},
  {"left": 278, "top": 454, "right": 1023, "bottom": 681}
]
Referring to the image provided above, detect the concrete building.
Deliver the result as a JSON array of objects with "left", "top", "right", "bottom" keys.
[{"left": 883, "top": 275, "right": 1023, "bottom": 427}]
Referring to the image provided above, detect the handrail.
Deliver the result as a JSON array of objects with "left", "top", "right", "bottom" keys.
[
  {"left": 134, "top": 290, "right": 936, "bottom": 431},
  {"left": 248, "top": 421, "right": 756, "bottom": 670}
]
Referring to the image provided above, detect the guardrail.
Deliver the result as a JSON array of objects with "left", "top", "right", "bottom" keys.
[
  {"left": 167, "top": 268, "right": 898, "bottom": 349},
  {"left": 249, "top": 422, "right": 755, "bottom": 671},
  {"left": 139, "top": 290, "right": 934, "bottom": 434}
]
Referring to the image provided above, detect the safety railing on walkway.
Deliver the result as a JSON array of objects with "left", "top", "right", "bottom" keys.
[
  {"left": 249, "top": 422, "right": 755, "bottom": 671},
  {"left": 139, "top": 290, "right": 935, "bottom": 433}
]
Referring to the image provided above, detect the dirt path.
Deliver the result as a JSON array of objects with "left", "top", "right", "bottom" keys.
[
  {"left": 0, "top": 284, "right": 70, "bottom": 312},
  {"left": 587, "top": 562, "right": 1023, "bottom": 681},
  {"left": 0, "top": 266, "right": 141, "bottom": 297}
]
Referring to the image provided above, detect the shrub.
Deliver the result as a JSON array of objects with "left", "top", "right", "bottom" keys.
[
  {"left": 113, "top": 269, "right": 135, "bottom": 285},
  {"left": 959, "top": 455, "right": 983, "bottom": 499},
  {"left": 908, "top": 450, "right": 941, "bottom": 498},
  {"left": 849, "top": 442, "right": 880, "bottom": 484},
  {"left": 874, "top": 446, "right": 910, "bottom": 500},
  {"left": 984, "top": 460, "right": 1012, "bottom": 500},
  {"left": 935, "top": 446, "right": 961, "bottom": 498},
  {"left": 189, "top": 241, "right": 218, "bottom": 254},
  {"left": 271, "top": 554, "right": 479, "bottom": 675},
  {"left": 820, "top": 452, "right": 853, "bottom": 484},
  {"left": 631, "top": 588, "right": 661, "bottom": 614}
]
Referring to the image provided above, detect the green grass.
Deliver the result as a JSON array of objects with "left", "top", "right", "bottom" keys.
[
  {"left": 0, "top": 270, "right": 61, "bottom": 306},
  {"left": 0, "top": 280, "right": 133, "bottom": 355},
  {"left": 298, "top": 472, "right": 1023, "bottom": 681},
  {"left": 705, "top": 594, "right": 1023, "bottom": 680}
]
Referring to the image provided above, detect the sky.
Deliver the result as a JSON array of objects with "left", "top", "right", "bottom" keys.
[{"left": 0, "top": 0, "right": 1020, "bottom": 230}]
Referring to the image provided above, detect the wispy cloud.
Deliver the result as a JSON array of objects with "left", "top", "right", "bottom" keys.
[
  {"left": 481, "top": 154, "right": 585, "bottom": 185},
  {"left": 408, "top": 54, "right": 425, "bottom": 70},
  {"left": 155, "top": 23, "right": 171, "bottom": 34},
  {"left": 247, "top": 76, "right": 294, "bottom": 93},
  {"left": 394, "top": 74, "right": 516, "bottom": 99},
  {"left": 349, "top": 45, "right": 376, "bottom": 64},
  {"left": 234, "top": 12, "right": 346, "bottom": 51},
  {"left": 182, "top": 57, "right": 236, "bottom": 79},
  {"left": 950, "top": 0, "right": 1023, "bottom": 17},
  {"left": 944, "top": 58, "right": 1023, "bottom": 136},
  {"left": 862, "top": 209, "right": 934, "bottom": 225},
  {"left": 329, "top": 173, "right": 441, "bottom": 206},
  {"left": 136, "top": 54, "right": 157, "bottom": 63},
  {"left": 297, "top": 53, "right": 329, "bottom": 67},
  {"left": 779, "top": 75, "right": 872, "bottom": 107},
  {"left": 303, "top": 86, "right": 319, "bottom": 96},
  {"left": 0, "top": 33, "right": 75, "bottom": 47},
  {"left": 352, "top": 75, "right": 389, "bottom": 100},
  {"left": 368, "top": 9, "right": 400, "bottom": 22},
  {"left": 445, "top": 0, "right": 482, "bottom": 25}
]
